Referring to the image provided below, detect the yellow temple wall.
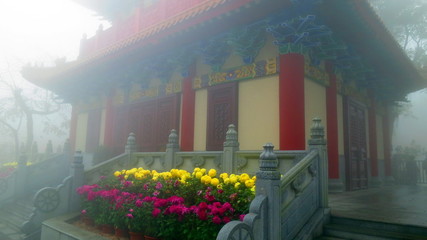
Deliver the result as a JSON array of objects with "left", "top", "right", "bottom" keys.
[
  {"left": 238, "top": 76, "right": 279, "bottom": 150},
  {"left": 304, "top": 79, "right": 327, "bottom": 145},
  {"left": 75, "top": 112, "right": 88, "bottom": 152},
  {"left": 193, "top": 89, "right": 208, "bottom": 151}
]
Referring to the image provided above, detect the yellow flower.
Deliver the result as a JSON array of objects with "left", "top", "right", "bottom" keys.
[
  {"left": 240, "top": 173, "right": 250, "bottom": 183},
  {"left": 200, "top": 168, "right": 206, "bottom": 174},
  {"left": 229, "top": 176, "right": 238, "bottom": 184},
  {"left": 201, "top": 175, "right": 212, "bottom": 184},
  {"left": 220, "top": 173, "right": 228, "bottom": 179},
  {"left": 114, "top": 171, "right": 121, "bottom": 177},
  {"left": 234, "top": 182, "right": 241, "bottom": 189},
  {"left": 195, "top": 172, "right": 203, "bottom": 179},
  {"left": 245, "top": 179, "right": 255, "bottom": 188},
  {"left": 208, "top": 169, "right": 217, "bottom": 177},
  {"left": 210, "top": 178, "right": 220, "bottom": 186},
  {"left": 224, "top": 178, "right": 230, "bottom": 184}
]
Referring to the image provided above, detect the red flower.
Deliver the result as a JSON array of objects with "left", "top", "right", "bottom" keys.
[
  {"left": 212, "top": 216, "right": 222, "bottom": 224},
  {"left": 152, "top": 208, "right": 161, "bottom": 217},
  {"left": 223, "top": 216, "right": 231, "bottom": 223}
]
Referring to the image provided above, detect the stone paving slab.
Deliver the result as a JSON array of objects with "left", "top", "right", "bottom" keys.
[{"left": 329, "top": 185, "right": 427, "bottom": 227}]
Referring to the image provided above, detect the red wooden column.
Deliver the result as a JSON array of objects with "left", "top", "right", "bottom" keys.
[
  {"left": 368, "top": 95, "right": 381, "bottom": 186},
  {"left": 69, "top": 104, "right": 78, "bottom": 153},
  {"left": 383, "top": 106, "right": 393, "bottom": 182},
  {"left": 279, "top": 53, "right": 305, "bottom": 150},
  {"left": 325, "top": 63, "right": 340, "bottom": 178},
  {"left": 180, "top": 65, "right": 196, "bottom": 151},
  {"left": 103, "top": 89, "right": 115, "bottom": 149}
]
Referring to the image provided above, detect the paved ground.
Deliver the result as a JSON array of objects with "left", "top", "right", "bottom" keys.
[{"left": 329, "top": 185, "right": 427, "bottom": 227}]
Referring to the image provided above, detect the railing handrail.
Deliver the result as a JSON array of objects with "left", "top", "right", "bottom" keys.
[
  {"left": 281, "top": 150, "right": 318, "bottom": 187},
  {"left": 85, "top": 152, "right": 128, "bottom": 173}
]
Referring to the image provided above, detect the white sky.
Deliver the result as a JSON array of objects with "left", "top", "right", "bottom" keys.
[
  {"left": 0, "top": 0, "right": 107, "bottom": 152},
  {"left": 0, "top": 0, "right": 107, "bottom": 69}
]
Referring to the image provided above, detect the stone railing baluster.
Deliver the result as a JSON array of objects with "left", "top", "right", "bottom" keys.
[{"left": 223, "top": 124, "right": 239, "bottom": 173}]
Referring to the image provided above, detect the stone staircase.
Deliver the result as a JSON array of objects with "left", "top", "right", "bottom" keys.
[
  {"left": 317, "top": 216, "right": 427, "bottom": 240},
  {"left": 0, "top": 197, "right": 35, "bottom": 240}
]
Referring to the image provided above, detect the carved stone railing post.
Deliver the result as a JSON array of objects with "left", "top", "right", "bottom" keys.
[
  {"left": 63, "top": 139, "right": 72, "bottom": 162},
  {"left": 223, "top": 124, "right": 239, "bottom": 173},
  {"left": 308, "top": 117, "right": 328, "bottom": 208},
  {"left": 16, "top": 151, "right": 28, "bottom": 198},
  {"left": 125, "top": 133, "right": 136, "bottom": 167},
  {"left": 256, "top": 143, "right": 281, "bottom": 240},
  {"left": 45, "top": 140, "right": 53, "bottom": 156},
  {"left": 165, "top": 129, "right": 180, "bottom": 170},
  {"left": 70, "top": 151, "right": 84, "bottom": 211}
]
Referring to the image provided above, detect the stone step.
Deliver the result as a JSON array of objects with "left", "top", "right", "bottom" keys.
[
  {"left": 2, "top": 203, "right": 34, "bottom": 219},
  {"left": 315, "top": 237, "right": 346, "bottom": 240},
  {"left": 330, "top": 216, "right": 427, "bottom": 237},
  {"left": 0, "top": 209, "right": 29, "bottom": 230}
]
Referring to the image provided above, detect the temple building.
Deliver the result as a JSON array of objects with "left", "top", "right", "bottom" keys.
[{"left": 23, "top": 0, "right": 425, "bottom": 192}]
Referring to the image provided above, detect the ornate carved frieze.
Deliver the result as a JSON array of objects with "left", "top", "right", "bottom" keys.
[{"left": 193, "top": 57, "right": 278, "bottom": 89}]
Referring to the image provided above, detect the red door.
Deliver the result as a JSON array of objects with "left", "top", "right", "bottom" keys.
[
  {"left": 344, "top": 98, "right": 368, "bottom": 190},
  {"left": 111, "top": 94, "right": 180, "bottom": 153},
  {"left": 206, "top": 82, "right": 238, "bottom": 151}
]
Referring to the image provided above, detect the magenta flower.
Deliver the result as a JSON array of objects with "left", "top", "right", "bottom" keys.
[
  {"left": 152, "top": 208, "right": 161, "bottom": 217},
  {"left": 126, "top": 213, "right": 134, "bottom": 218},
  {"left": 155, "top": 182, "right": 163, "bottom": 190},
  {"left": 223, "top": 216, "right": 231, "bottom": 223},
  {"left": 212, "top": 216, "right": 222, "bottom": 224}
]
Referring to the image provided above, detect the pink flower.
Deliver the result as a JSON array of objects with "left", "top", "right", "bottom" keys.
[
  {"left": 153, "top": 190, "right": 160, "bottom": 197},
  {"left": 197, "top": 209, "right": 208, "bottom": 220},
  {"left": 239, "top": 214, "right": 246, "bottom": 221},
  {"left": 144, "top": 184, "right": 149, "bottom": 191},
  {"left": 152, "top": 208, "right": 161, "bottom": 217},
  {"left": 223, "top": 216, "right": 231, "bottom": 223},
  {"left": 129, "top": 208, "right": 134, "bottom": 212},
  {"left": 212, "top": 216, "right": 222, "bottom": 224},
  {"left": 155, "top": 182, "right": 163, "bottom": 190},
  {"left": 126, "top": 213, "right": 133, "bottom": 218},
  {"left": 198, "top": 202, "right": 208, "bottom": 210},
  {"left": 123, "top": 181, "right": 133, "bottom": 188},
  {"left": 135, "top": 199, "right": 143, "bottom": 207},
  {"left": 81, "top": 209, "right": 87, "bottom": 214}
]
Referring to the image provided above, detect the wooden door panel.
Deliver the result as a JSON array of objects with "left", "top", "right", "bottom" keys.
[
  {"left": 111, "top": 106, "right": 130, "bottom": 154},
  {"left": 207, "top": 82, "right": 238, "bottom": 151},
  {"left": 345, "top": 98, "right": 368, "bottom": 190},
  {"left": 155, "top": 95, "right": 180, "bottom": 151},
  {"left": 140, "top": 102, "right": 157, "bottom": 151}
]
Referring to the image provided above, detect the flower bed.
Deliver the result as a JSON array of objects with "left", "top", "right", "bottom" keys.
[
  {"left": 77, "top": 168, "right": 256, "bottom": 240},
  {"left": 0, "top": 161, "right": 33, "bottom": 178}
]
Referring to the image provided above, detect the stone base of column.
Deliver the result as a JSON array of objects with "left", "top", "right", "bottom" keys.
[
  {"left": 328, "top": 178, "right": 345, "bottom": 193},
  {"left": 369, "top": 176, "right": 382, "bottom": 188},
  {"left": 384, "top": 176, "right": 395, "bottom": 186}
]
